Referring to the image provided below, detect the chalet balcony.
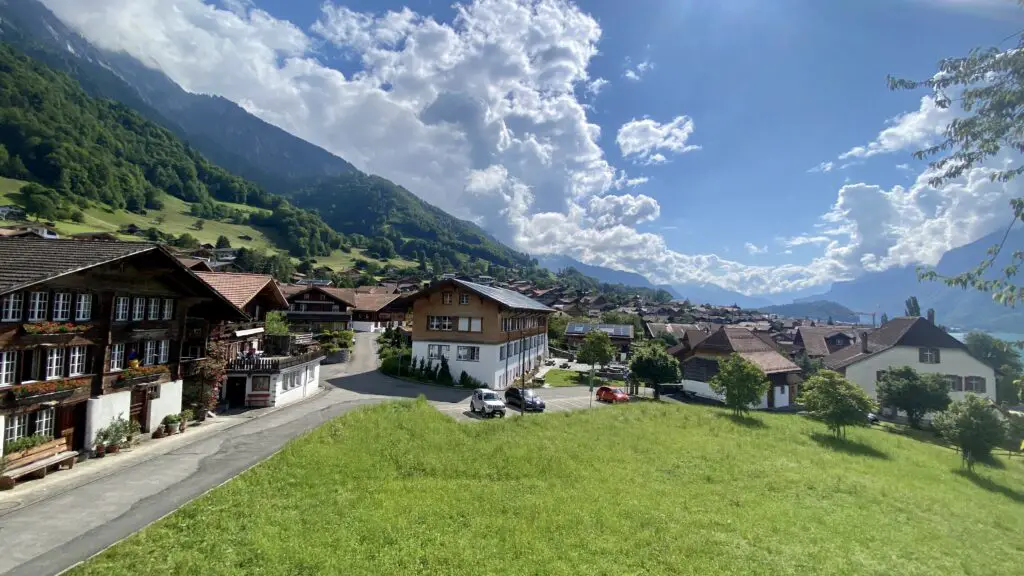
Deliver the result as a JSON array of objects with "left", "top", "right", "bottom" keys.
[
  {"left": 112, "top": 365, "right": 173, "bottom": 389},
  {"left": 225, "top": 349, "right": 326, "bottom": 375}
]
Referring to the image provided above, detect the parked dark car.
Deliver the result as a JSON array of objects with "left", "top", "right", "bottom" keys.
[{"left": 505, "top": 387, "right": 546, "bottom": 411}]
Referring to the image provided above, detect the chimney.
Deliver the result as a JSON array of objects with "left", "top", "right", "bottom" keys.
[
  {"left": 927, "top": 309, "right": 935, "bottom": 324},
  {"left": 860, "top": 332, "right": 869, "bottom": 353}
]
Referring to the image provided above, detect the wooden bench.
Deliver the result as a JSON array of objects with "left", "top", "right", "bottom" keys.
[{"left": 1, "top": 450, "right": 79, "bottom": 488}]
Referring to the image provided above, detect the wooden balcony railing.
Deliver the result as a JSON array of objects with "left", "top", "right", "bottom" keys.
[{"left": 225, "top": 349, "right": 325, "bottom": 374}]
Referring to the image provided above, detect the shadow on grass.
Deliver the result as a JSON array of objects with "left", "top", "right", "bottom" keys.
[
  {"left": 810, "top": 432, "right": 889, "bottom": 460},
  {"left": 955, "top": 469, "right": 1024, "bottom": 503},
  {"left": 716, "top": 412, "right": 766, "bottom": 429}
]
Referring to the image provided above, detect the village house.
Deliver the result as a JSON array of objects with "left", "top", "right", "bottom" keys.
[
  {"left": 281, "top": 285, "right": 354, "bottom": 333},
  {"left": 0, "top": 224, "right": 59, "bottom": 239},
  {"left": 673, "top": 326, "right": 802, "bottom": 409},
  {"left": 0, "top": 238, "right": 244, "bottom": 462},
  {"left": 392, "top": 279, "right": 554, "bottom": 389},
  {"left": 824, "top": 314, "right": 996, "bottom": 414},
  {"left": 792, "top": 326, "right": 857, "bottom": 359},
  {"left": 188, "top": 272, "right": 323, "bottom": 411},
  {"left": 0, "top": 205, "right": 26, "bottom": 221},
  {"left": 564, "top": 323, "right": 634, "bottom": 362}
]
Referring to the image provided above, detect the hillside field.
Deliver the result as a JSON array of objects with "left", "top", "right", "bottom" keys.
[{"left": 69, "top": 400, "right": 1024, "bottom": 576}]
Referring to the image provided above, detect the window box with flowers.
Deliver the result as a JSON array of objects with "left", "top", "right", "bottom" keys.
[
  {"left": 21, "top": 322, "right": 92, "bottom": 335},
  {"left": 116, "top": 364, "right": 170, "bottom": 387},
  {"left": 6, "top": 376, "right": 91, "bottom": 406}
]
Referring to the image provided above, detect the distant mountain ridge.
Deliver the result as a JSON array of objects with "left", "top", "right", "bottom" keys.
[
  {"left": 758, "top": 300, "right": 860, "bottom": 323},
  {"left": 796, "top": 228, "right": 1024, "bottom": 332}
]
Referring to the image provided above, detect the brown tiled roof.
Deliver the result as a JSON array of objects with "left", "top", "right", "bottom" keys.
[
  {"left": 355, "top": 285, "right": 398, "bottom": 294},
  {"left": 195, "top": 272, "right": 286, "bottom": 310},
  {"left": 796, "top": 326, "right": 855, "bottom": 357},
  {"left": 0, "top": 237, "right": 157, "bottom": 295},
  {"left": 647, "top": 323, "right": 698, "bottom": 338},
  {"left": 354, "top": 292, "right": 401, "bottom": 312},
  {"left": 321, "top": 287, "right": 358, "bottom": 306},
  {"left": 277, "top": 283, "right": 307, "bottom": 297},
  {"left": 177, "top": 257, "right": 214, "bottom": 272},
  {"left": 693, "top": 326, "right": 799, "bottom": 374},
  {"left": 824, "top": 316, "right": 967, "bottom": 370}
]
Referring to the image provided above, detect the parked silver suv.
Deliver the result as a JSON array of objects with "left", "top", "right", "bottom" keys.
[{"left": 469, "top": 388, "right": 506, "bottom": 418}]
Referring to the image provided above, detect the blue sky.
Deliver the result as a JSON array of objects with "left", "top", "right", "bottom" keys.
[{"left": 43, "top": 0, "right": 1024, "bottom": 294}]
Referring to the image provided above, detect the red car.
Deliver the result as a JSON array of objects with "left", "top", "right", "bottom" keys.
[{"left": 596, "top": 386, "right": 629, "bottom": 403}]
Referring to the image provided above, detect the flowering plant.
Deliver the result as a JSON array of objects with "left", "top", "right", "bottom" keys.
[
  {"left": 22, "top": 322, "right": 90, "bottom": 335},
  {"left": 10, "top": 377, "right": 90, "bottom": 399}
]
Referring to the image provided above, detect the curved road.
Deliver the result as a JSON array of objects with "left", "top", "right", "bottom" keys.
[{"left": 0, "top": 333, "right": 385, "bottom": 576}]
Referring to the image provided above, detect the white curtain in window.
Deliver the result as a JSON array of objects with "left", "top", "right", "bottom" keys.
[
  {"left": 76, "top": 294, "right": 92, "bottom": 321},
  {"left": 46, "top": 348, "right": 64, "bottom": 380}
]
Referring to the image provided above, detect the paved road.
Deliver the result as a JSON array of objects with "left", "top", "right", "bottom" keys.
[{"left": 0, "top": 334, "right": 384, "bottom": 576}]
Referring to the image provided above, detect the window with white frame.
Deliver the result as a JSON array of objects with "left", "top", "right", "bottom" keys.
[
  {"left": 133, "top": 297, "right": 146, "bottom": 320},
  {"left": 965, "top": 376, "right": 987, "bottom": 393},
  {"left": 457, "top": 346, "right": 480, "bottom": 362},
  {"left": 1, "top": 292, "right": 22, "bottom": 322},
  {"left": 158, "top": 340, "right": 170, "bottom": 364},
  {"left": 148, "top": 297, "right": 161, "bottom": 320},
  {"left": 144, "top": 341, "right": 157, "bottom": 366},
  {"left": 0, "top": 350, "right": 16, "bottom": 385},
  {"left": 459, "top": 293, "right": 470, "bottom": 305},
  {"left": 110, "top": 343, "right": 125, "bottom": 371},
  {"left": 68, "top": 346, "right": 86, "bottom": 376},
  {"left": 52, "top": 292, "right": 71, "bottom": 321},
  {"left": 29, "top": 292, "right": 48, "bottom": 321},
  {"left": 427, "top": 344, "right": 449, "bottom": 360},
  {"left": 115, "top": 296, "right": 130, "bottom": 321},
  {"left": 442, "top": 292, "right": 453, "bottom": 305},
  {"left": 75, "top": 293, "right": 92, "bottom": 321},
  {"left": 4, "top": 413, "right": 27, "bottom": 442},
  {"left": 35, "top": 407, "right": 55, "bottom": 437},
  {"left": 46, "top": 348, "right": 64, "bottom": 380},
  {"left": 943, "top": 374, "right": 963, "bottom": 391},
  {"left": 162, "top": 298, "right": 174, "bottom": 320},
  {"left": 428, "top": 316, "right": 453, "bottom": 331},
  {"left": 458, "top": 317, "right": 470, "bottom": 331},
  {"left": 918, "top": 347, "right": 941, "bottom": 364}
]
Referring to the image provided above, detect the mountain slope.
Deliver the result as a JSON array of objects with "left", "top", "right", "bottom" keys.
[
  {"left": 0, "top": 0, "right": 353, "bottom": 194},
  {"left": 758, "top": 300, "right": 860, "bottom": 323},
  {"left": 798, "top": 228, "right": 1024, "bottom": 331},
  {"left": 537, "top": 255, "right": 665, "bottom": 291}
]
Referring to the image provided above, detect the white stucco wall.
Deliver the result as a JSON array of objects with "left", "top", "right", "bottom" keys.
[
  {"left": 844, "top": 346, "right": 996, "bottom": 403},
  {"left": 86, "top": 390, "right": 131, "bottom": 447},
  {"left": 412, "top": 338, "right": 548, "bottom": 389},
  {"left": 679, "top": 379, "right": 786, "bottom": 410},
  {"left": 274, "top": 360, "right": 322, "bottom": 408},
  {"left": 150, "top": 380, "right": 183, "bottom": 431}
]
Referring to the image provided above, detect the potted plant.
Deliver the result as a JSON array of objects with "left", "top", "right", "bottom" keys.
[
  {"left": 162, "top": 413, "right": 180, "bottom": 435},
  {"left": 125, "top": 419, "right": 141, "bottom": 447},
  {"left": 106, "top": 417, "right": 126, "bottom": 453},
  {"left": 93, "top": 427, "right": 108, "bottom": 458},
  {"left": 152, "top": 425, "right": 165, "bottom": 439},
  {"left": 179, "top": 409, "right": 193, "bottom": 433}
]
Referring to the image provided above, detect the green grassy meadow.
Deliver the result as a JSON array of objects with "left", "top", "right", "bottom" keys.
[
  {"left": 542, "top": 368, "right": 609, "bottom": 388},
  {"left": 69, "top": 400, "right": 1024, "bottom": 575}
]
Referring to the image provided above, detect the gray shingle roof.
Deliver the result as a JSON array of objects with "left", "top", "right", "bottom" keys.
[
  {"left": 0, "top": 237, "right": 158, "bottom": 295},
  {"left": 453, "top": 279, "right": 553, "bottom": 312},
  {"left": 565, "top": 323, "right": 634, "bottom": 338}
]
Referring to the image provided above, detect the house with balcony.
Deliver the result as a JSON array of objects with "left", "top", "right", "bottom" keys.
[
  {"left": 281, "top": 285, "right": 355, "bottom": 333},
  {"left": 0, "top": 237, "right": 243, "bottom": 460},
  {"left": 392, "top": 279, "right": 554, "bottom": 389},
  {"left": 824, "top": 315, "right": 995, "bottom": 416},
  {"left": 564, "top": 323, "right": 635, "bottom": 363},
  {"left": 187, "top": 272, "right": 323, "bottom": 411}
]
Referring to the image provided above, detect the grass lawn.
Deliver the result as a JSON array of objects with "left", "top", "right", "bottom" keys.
[
  {"left": 314, "top": 247, "right": 419, "bottom": 272},
  {"left": 542, "top": 368, "right": 608, "bottom": 388},
  {"left": 69, "top": 400, "right": 1024, "bottom": 575}
]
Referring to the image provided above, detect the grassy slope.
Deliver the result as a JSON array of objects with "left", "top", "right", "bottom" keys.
[
  {"left": 70, "top": 400, "right": 1024, "bottom": 576},
  {"left": 543, "top": 368, "right": 609, "bottom": 388},
  {"left": 1, "top": 177, "right": 416, "bottom": 270}
]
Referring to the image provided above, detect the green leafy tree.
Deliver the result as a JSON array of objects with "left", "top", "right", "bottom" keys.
[
  {"left": 965, "top": 331, "right": 1023, "bottom": 405},
  {"left": 215, "top": 235, "right": 232, "bottom": 249},
  {"left": 577, "top": 330, "right": 615, "bottom": 388},
  {"left": 657, "top": 332, "right": 680, "bottom": 348},
  {"left": 888, "top": 23, "right": 1024, "bottom": 305},
  {"left": 174, "top": 233, "right": 201, "bottom": 249},
  {"left": 799, "top": 370, "right": 877, "bottom": 438},
  {"left": 264, "top": 311, "right": 289, "bottom": 336},
  {"left": 418, "top": 357, "right": 427, "bottom": 379},
  {"left": 826, "top": 315, "right": 834, "bottom": 326},
  {"left": 70, "top": 210, "right": 85, "bottom": 223},
  {"left": 796, "top": 354, "right": 824, "bottom": 377},
  {"left": 193, "top": 218, "right": 205, "bottom": 231},
  {"left": 438, "top": 356, "right": 454, "bottom": 384},
  {"left": 877, "top": 367, "right": 951, "bottom": 428},
  {"left": 904, "top": 296, "right": 921, "bottom": 317},
  {"left": 709, "top": 354, "right": 770, "bottom": 417},
  {"left": 547, "top": 314, "right": 569, "bottom": 348},
  {"left": 934, "top": 395, "right": 1006, "bottom": 470},
  {"left": 424, "top": 359, "right": 435, "bottom": 382},
  {"left": 417, "top": 251, "right": 428, "bottom": 272},
  {"left": 880, "top": 312, "right": 889, "bottom": 325},
  {"left": 628, "top": 341, "right": 680, "bottom": 399}
]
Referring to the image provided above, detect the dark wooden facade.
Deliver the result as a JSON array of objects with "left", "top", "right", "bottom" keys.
[{"left": 1, "top": 249, "right": 242, "bottom": 449}]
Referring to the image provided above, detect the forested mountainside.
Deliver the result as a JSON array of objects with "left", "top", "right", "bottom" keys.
[
  {"left": 288, "top": 174, "right": 533, "bottom": 269},
  {"left": 0, "top": 43, "right": 341, "bottom": 257},
  {"left": 758, "top": 300, "right": 860, "bottom": 323}
]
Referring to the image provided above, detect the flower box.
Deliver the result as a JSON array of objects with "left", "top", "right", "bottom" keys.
[
  {"left": 117, "top": 365, "right": 170, "bottom": 387},
  {"left": 22, "top": 322, "right": 92, "bottom": 335},
  {"left": 6, "top": 377, "right": 91, "bottom": 406},
  {"left": 3, "top": 437, "right": 67, "bottom": 469}
]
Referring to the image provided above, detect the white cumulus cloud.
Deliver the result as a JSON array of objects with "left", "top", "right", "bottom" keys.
[
  {"left": 616, "top": 116, "right": 700, "bottom": 165},
  {"left": 839, "top": 95, "right": 953, "bottom": 160}
]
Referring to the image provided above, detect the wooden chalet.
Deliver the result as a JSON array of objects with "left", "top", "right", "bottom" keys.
[{"left": 0, "top": 237, "right": 243, "bottom": 465}]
